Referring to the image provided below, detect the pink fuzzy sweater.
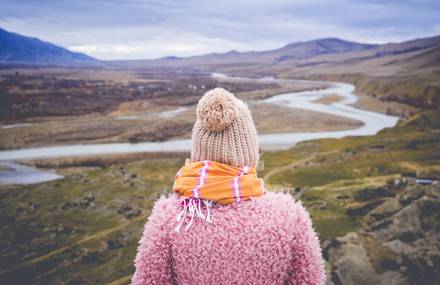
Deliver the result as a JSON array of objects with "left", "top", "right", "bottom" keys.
[{"left": 131, "top": 192, "right": 325, "bottom": 285}]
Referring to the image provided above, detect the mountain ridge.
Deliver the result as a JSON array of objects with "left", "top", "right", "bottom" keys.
[
  {"left": 0, "top": 27, "right": 98, "bottom": 66},
  {"left": 1, "top": 26, "right": 439, "bottom": 72}
]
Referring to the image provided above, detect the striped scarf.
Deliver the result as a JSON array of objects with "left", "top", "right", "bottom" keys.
[{"left": 172, "top": 159, "right": 265, "bottom": 232}]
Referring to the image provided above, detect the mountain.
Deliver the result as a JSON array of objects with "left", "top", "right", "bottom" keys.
[
  {"left": 0, "top": 27, "right": 98, "bottom": 66},
  {"left": 119, "top": 34, "right": 438, "bottom": 109},
  {"left": 120, "top": 35, "right": 440, "bottom": 76},
  {"left": 1, "top": 26, "right": 439, "bottom": 82},
  {"left": 274, "top": 35, "right": 440, "bottom": 72},
  {"left": 266, "top": 38, "right": 378, "bottom": 63},
  {"left": 202, "top": 37, "right": 378, "bottom": 63},
  {"left": 113, "top": 38, "right": 378, "bottom": 69}
]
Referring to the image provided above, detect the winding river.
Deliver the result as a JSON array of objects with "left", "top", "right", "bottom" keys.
[{"left": 0, "top": 74, "right": 399, "bottom": 162}]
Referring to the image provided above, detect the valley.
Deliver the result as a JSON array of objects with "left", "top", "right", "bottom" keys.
[
  {"left": 1, "top": 110, "right": 438, "bottom": 284},
  {"left": 0, "top": 28, "right": 439, "bottom": 284}
]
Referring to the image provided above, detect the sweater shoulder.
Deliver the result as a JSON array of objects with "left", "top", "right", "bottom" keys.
[
  {"left": 254, "top": 191, "right": 312, "bottom": 224},
  {"left": 256, "top": 191, "right": 298, "bottom": 210},
  {"left": 146, "top": 194, "right": 179, "bottom": 226}
]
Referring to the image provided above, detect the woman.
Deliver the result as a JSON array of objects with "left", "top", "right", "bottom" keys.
[{"left": 131, "top": 87, "right": 325, "bottom": 284}]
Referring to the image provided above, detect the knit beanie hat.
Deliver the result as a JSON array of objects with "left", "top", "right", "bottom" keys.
[{"left": 191, "top": 87, "right": 259, "bottom": 167}]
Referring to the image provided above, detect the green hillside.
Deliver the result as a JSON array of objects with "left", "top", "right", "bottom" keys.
[{"left": 1, "top": 110, "right": 439, "bottom": 284}]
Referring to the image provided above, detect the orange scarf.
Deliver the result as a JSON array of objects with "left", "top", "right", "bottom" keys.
[{"left": 173, "top": 160, "right": 265, "bottom": 205}]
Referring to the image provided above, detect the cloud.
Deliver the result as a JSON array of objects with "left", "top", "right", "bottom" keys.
[
  {"left": 0, "top": 0, "right": 439, "bottom": 59},
  {"left": 69, "top": 33, "right": 262, "bottom": 59}
]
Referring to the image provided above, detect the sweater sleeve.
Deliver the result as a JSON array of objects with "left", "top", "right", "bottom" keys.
[
  {"left": 287, "top": 201, "right": 326, "bottom": 285},
  {"left": 131, "top": 198, "right": 174, "bottom": 285}
]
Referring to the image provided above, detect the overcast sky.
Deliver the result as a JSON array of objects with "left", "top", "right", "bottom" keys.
[{"left": 1, "top": 0, "right": 439, "bottom": 60}]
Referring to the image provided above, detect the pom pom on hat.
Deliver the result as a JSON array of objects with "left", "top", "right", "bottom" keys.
[
  {"left": 191, "top": 87, "right": 259, "bottom": 167},
  {"left": 197, "top": 87, "right": 239, "bottom": 132}
]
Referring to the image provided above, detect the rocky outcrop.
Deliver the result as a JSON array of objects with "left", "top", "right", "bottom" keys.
[{"left": 324, "top": 182, "right": 440, "bottom": 285}]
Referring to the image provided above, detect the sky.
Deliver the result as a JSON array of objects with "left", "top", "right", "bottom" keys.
[{"left": 0, "top": 0, "right": 439, "bottom": 60}]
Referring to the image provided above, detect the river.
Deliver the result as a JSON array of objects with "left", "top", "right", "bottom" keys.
[{"left": 0, "top": 73, "right": 399, "bottom": 161}]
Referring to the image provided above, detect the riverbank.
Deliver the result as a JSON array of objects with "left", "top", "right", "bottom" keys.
[
  {"left": 0, "top": 74, "right": 398, "bottom": 161},
  {"left": 0, "top": 102, "right": 362, "bottom": 151},
  {"left": 0, "top": 73, "right": 352, "bottom": 151},
  {"left": 0, "top": 68, "right": 336, "bottom": 150}
]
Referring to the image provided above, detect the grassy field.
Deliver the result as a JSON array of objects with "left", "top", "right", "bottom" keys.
[
  {"left": 1, "top": 109, "right": 439, "bottom": 283},
  {"left": 0, "top": 157, "right": 184, "bottom": 284},
  {"left": 262, "top": 110, "right": 440, "bottom": 241}
]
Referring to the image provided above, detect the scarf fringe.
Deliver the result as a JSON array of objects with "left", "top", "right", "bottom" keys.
[{"left": 174, "top": 197, "right": 213, "bottom": 233}]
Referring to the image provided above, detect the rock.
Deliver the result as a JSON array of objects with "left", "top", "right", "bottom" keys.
[
  {"left": 354, "top": 187, "right": 395, "bottom": 201},
  {"left": 324, "top": 262, "right": 336, "bottom": 285},
  {"left": 71, "top": 248, "right": 101, "bottom": 264},
  {"left": 369, "top": 199, "right": 424, "bottom": 242},
  {"left": 117, "top": 204, "right": 142, "bottom": 218},
  {"left": 380, "top": 271, "right": 411, "bottom": 285},
  {"left": 106, "top": 233, "right": 128, "bottom": 250},
  {"left": 368, "top": 219, "right": 393, "bottom": 231},
  {"left": 336, "top": 194, "right": 350, "bottom": 200},
  {"left": 310, "top": 200, "right": 327, "bottom": 210},
  {"left": 50, "top": 224, "right": 73, "bottom": 237},
  {"left": 27, "top": 202, "right": 39, "bottom": 211},
  {"left": 326, "top": 183, "right": 440, "bottom": 284},
  {"left": 79, "top": 194, "right": 95, "bottom": 209},
  {"left": 401, "top": 236, "right": 440, "bottom": 284},
  {"left": 419, "top": 197, "right": 440, "bottom": 232},
  {"left": 322, "top": 238, "right": 342, "bottom": 260},
  {"left": 15, "top": 202, "right": 40, "bottom": 215},
  {"left": 366, "top": 198, "right": 403, "bottom": 224},
  {"left": 61, "top": 194, "right": 95, "bottom": 210},
  {"left": 61, "top": 201, "right": 78, "bottom": 210},
  {"left": 346, "top": 200, "right": 384, "bottom": 217},
  {"left": 397, "top": 231, "right": 423, "bottom": 242},
  {"left": 326, "top": 233, "right": 382, "bottom": 284},
  {"left": 398, "top": 185, "right": 425, "bottom": 206},
  {"left": 384, "top": 239, "right": 415, "bottom": 256}
]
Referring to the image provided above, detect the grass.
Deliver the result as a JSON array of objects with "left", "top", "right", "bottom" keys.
[
  {"left": 1, "top": 110, "right": 439, "bottom": 283},
  {"left": 0, "top": 156, "right": 184, "bottom": 284},
  {"left": 265, "top": 131, "right": 440, "bottom": 188},
  {"left": 260, "top": 110, "right": 440, "bottom": 241}
]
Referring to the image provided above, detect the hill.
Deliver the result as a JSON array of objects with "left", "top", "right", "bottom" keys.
[
  {"left": 0, "top": 27, "right": 98, "bottom": 66},
  {"left": 114, "top": 38, "right": 378, "bottom": 69},
  {"left": 117, "top": 35, "right": 439, "bottom": 74},
  {"left": 133, "top": 35, "right": 440, "bottom": 110},
  {"left": 271, "top": 35, "right": 440, "bottom": 76}
]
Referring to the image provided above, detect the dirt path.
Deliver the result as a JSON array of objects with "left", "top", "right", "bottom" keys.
[
  {"left": 106, "top": 274, "right": 133, "bottom": 285},
  {"left": 263, "top": 150, "right": 338, "bottom": 183}
]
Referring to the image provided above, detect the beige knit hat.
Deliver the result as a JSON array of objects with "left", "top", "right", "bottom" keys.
[{"left": 191, "top": 87, "right": 259, "bottom": 167}]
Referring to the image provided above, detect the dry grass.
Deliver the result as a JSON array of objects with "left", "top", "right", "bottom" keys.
[
  {"left": 312, "top": 94, "right": 344, "bottom": 105},
  {"left": 20, "top": 151, "right": 189, "bottom": 168},
  {"left": 251, "top": 103, "right": 362, "bottom": 133},
  {"left": 0, "top": 68, "right": 360, "bottom": 150}
]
